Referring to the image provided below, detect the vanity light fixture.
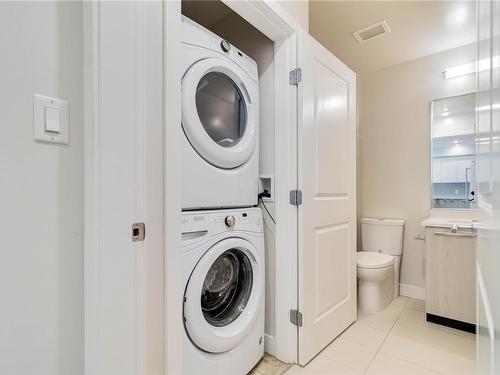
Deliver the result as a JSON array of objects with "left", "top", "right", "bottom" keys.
[
  {"left": 443, "top": 56, "right": 500, "bottom": 79},
  {"left": 442, "top": 111, "right": 450, "bottom": 116}
]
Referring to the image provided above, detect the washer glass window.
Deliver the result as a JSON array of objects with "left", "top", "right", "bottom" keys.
[
  {"left": 195, "top": 72, "right": 247, "bottom": 148},
  {"left": 201, "top": 248, "right": 253, "bottom": 327}
]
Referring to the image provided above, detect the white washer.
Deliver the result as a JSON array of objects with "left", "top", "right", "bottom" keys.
[
  {"left": 181, "top": 16, "right": 260, "bottom": 210},
  {"left": 181, "top": 208, "right": 265, "bottom": 375}
]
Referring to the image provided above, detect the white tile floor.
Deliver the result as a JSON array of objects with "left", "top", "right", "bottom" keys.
[{"left": 284, "top": 297, "right": 476, "bottom": 375}]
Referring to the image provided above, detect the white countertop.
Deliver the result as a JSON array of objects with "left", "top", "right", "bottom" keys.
[{"left": 421, "top": 217, "right": 476, "bottom": 229}]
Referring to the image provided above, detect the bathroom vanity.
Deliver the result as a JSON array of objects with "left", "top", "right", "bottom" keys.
[{"left": 421, "top": 218, "right": 476, "bottom": 332}]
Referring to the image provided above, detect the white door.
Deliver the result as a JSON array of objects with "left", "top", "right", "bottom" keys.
[
  {"left": 296, "top": 30, "right": 357, "bottom": 365},
  {"left": 476, "top": 1, "right": 500, "bottom": 373}
]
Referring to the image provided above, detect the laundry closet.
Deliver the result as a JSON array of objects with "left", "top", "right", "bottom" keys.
[
  {"left": 179, "top": 0, "right": 357, "bottom": 371},
  {"left": 181, "top": 2, "right": 280, "bottom": 371}
]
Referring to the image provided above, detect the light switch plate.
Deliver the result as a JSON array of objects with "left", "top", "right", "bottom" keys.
[
  {"left": 33, "top": 94, "right": 69, "bottom": 144},
  {"left": 44, "top": 107, "right": 61, "bottom": 133}
]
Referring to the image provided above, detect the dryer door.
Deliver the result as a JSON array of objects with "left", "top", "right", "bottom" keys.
[
  {"left": 182, "top": 57, "right": 257, "bottom": 169},
  {"left": 184, "top": 237, "right": 262, "bottom": 353}
]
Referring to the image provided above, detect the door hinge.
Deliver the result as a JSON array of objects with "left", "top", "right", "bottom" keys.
[
  {"left": 289, "top": 68, "right": 302, "bottom": 85},
  {"left": 132, "top": 222, "right": 145, "bottom": 242},
  {"left": 290, "top": 309, "right": 303, "bottom": 327},
  {"left": 289, "top": 189, "right": 303, "bottom": 206}
]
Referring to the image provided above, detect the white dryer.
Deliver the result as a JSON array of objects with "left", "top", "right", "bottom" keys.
[
  {"left": 181, "top": 208, "right": 264, "bottom": 375},
  {"left": 181, "top": 16, "right": 260, "bottom": 210}
]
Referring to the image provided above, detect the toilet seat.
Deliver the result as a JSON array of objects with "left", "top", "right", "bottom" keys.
[{"left": 357, "top": 251, "right": 393, "bottom": 269}]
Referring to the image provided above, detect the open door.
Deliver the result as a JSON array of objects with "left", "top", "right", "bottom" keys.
[
  {"left": 476, "top": 1, "right": 500, "bottom": 373},
  {"left": 296, "top": 30, "right": 357, "bottom": 365}
]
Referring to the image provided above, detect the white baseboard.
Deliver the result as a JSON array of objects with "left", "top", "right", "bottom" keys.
[
  {"left": 399, "top": 283, "right": 425, "bottom": 300},
  {"left": 264, "top": 334, "right": 276, "bottom": 356}
]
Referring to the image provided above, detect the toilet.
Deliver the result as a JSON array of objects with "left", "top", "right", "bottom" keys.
[{"left": 357, "top": 218, "right": 405, "bottom": 313}]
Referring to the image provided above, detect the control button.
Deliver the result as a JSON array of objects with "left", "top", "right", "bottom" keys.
[
  {"left": 225, "top": 215, "right": 236, "bottom": 228},
  {"left": 220, "top": 40, "right": 231, "bottom": 53}
]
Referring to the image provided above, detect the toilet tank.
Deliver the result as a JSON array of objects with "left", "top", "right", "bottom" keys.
[{"left": 361, "top": 218, "right": 405, "bottom": 256}]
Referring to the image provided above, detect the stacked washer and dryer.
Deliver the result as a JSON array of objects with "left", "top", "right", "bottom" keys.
[{"left": 180, "top": 17, "right": 265, "bottom": 375}]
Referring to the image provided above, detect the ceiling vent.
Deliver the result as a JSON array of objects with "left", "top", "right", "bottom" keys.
[{"left": 352, "top": 21, "right": 391, "bottom": 43}]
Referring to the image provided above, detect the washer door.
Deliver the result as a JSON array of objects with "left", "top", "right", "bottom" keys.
[
  {"left": 182, "top": 57, "right": 256, "bottom": 169},
  {"left": 184, "top": 238, "right": 262, "bottom": 353}
]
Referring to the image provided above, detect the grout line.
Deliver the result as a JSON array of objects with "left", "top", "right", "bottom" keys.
[
  {"left": 375, "top": 352, "right": 446, "bottom": 375},
  {"left": 341, "top": 335, "right": 385, "bottom": 351},
  {"left": 361, "top": 298, "right": 409, "bottom": 374},
  {"left": 367, "top": 298, "right": 448, "bottom": 375},
  {"left": 314, "top": 353, "right": 365, "bottom": 374},
  {"left": 292, "top": 298, "right": 454, "bottom": 375},
  {"left": 355, "top": 321, "right": 390, "bottom": 334}
]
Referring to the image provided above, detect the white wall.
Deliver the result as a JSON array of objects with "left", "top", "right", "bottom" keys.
[
  {"left": 359, "top": 43, "right": 476, "bottom": 291},
  {"left": 0, "top": 2, "right": 83, "bottom": 373}
]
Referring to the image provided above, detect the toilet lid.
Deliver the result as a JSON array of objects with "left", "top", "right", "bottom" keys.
[{"left": 357, "top": 251, "right": 393, "bottom": 269}]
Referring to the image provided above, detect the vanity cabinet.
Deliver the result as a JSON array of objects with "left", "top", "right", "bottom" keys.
[{"left": 423, "top": 224, "right": 476, "bottom": 330}]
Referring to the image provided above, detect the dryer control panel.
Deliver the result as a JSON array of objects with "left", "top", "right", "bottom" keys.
[
  {"left": 182, "top": 208, "right": 263, "bottom": 236},
  {"left": 181, "top": 15, "right": 258, "bottom": 82}
]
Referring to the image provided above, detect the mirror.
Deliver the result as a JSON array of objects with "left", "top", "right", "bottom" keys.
[{"left": 431, "top": 93, "right": 476, "bottom": 209}]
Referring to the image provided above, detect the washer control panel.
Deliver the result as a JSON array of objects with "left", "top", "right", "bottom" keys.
[{"left": 182, "top": 208, "right": 263, "bottom": 236}]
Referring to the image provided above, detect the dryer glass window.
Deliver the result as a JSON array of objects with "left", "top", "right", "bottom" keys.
[
  {"left": 201, "top": 249, "right": 253, "bottom": 327},
  {"left": 196, "top": 72, "right": 247, "bottom": 148}
]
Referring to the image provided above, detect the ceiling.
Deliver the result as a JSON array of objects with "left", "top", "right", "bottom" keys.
[{"left": 309, "top": 1, "right": 476, "bottom": 75}]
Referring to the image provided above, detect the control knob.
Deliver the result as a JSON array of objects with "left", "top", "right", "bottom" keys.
[
  {"left": 225, "top": 215, "right": 236, "bottom": 228},
  {"left": 220, "top": 39, "right": 231, "bottom": 53}
]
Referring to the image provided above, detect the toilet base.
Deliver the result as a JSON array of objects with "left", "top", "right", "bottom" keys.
[{"left": 358, "top": 275, "right": 394, "bottom": 313}]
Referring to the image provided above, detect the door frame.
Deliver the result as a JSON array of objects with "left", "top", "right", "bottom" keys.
[
  {"left": 83, "top": 1, "right": 182, "bottom": 374},
  {"left": 164, "top": 2, "right": 184, "bottom": 374}
]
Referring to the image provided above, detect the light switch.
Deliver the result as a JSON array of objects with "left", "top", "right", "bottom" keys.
[
  {"left": 44, "top": 107, "right": 60, "bottom": 133},
  {"left": 33, "top": 94, "right": 69, "bottom": 144}
]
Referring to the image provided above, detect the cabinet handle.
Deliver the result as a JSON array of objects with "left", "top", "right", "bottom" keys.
[{"left": 434, "top": 231, "right": 476, "bottom": 238}]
